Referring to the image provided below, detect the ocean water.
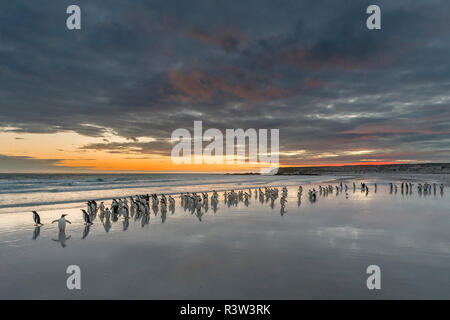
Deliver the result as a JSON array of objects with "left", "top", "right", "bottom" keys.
[{"left": 0, "top": 174, "right": 449, "bottom": 299}]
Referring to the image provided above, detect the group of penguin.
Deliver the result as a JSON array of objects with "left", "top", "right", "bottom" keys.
[
  {"left": 85, "top": 194, "right": 177, "bottom": 228},
  {"left": 389, "top": 182, "right": 445, "bottom": 196},
  {"left": 32, "top": 181, "right": 446, "bottom": 232},
  {"left": 32, "top": 194, "right": 177, "bottom": 232},
  {"left": 32, "top": 211, "right": 70, "bottom": 232},
  {"left": 180, "top": 191, "right": 219, "bottom": 221},
  {"left": 306, "top": 182, "right": 373, "bottom": 202},
  {"left": 220, "top": 186, "right": 288, "bottom": 215},
  {"left": 304, "top": 181, "right": 445, "bottom": 204}
]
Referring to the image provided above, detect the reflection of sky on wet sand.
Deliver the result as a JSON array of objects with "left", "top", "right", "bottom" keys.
[{"left": 0, "top": 182, "right": 449, "bottom": 299}]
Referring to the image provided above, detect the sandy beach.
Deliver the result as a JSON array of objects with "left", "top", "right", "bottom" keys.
[
  {"left": 1, "top": 173, "right": 449, "bottom": 299},
  {"left": 2, "top": 0, "right": 450, "bottom": 309}
]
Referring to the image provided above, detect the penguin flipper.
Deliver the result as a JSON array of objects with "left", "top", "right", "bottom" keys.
[
  {"left": 66, "top": 220, "right": 72, "bottom": 224},
  {"left": 51, "top": 220, "right": 58, "bottom": 223}
]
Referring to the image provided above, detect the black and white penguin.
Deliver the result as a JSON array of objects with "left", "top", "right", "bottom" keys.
[
  {"left": 32, "top": 211, "right": 43, "bottom": 226},
  {"left": 81, "top": 209, "right": 93, "bottom": 225},
  {"left": 52, "top": 214, "right": 71, "bottom": 232},
  {"left": 122, "top": 206, "right": 129, "bottom": 220},
  {"left": 111, "top": 199, "right": 119, "bottom": 215}
]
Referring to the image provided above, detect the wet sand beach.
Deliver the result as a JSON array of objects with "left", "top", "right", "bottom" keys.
[{"left": 1, "top": 174, "right": 449, "bottom": 299}]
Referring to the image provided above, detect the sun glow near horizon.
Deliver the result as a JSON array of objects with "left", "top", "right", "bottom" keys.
[{"left": 0, "top": 128, "right": 417, "bottom": 173}]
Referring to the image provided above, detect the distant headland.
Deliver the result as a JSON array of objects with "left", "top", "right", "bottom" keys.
[
  {"left": 231, "top": 163, "right": 450, "bottom": 175},
  {"left": 277, "top": 163, "right": 450, "bottom": 175}
]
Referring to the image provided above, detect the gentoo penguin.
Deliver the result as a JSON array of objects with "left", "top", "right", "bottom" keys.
[
  {"left": 99, "top": 202, "right": 105, "bottom": 216},
  {"left": 122, "top": 206, "right": 129, "bottom": 220},
  {"left": 81, "top": 209, "right": 93, "bottom": 225},
  {"left": 32, "top": 211, "right": 43, "bottom": 226},
  {"left": 52, "top": 214, "right": 71, "bottom": 232},
  {"left": 104, "top": 208, "right": 111, "bottom": 220}
]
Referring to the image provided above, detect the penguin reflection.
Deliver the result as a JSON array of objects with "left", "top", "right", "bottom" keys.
[
  {"left": 134, "top": 210, "right": 142, "bottom": 221},
  {"left": 161, "top": 208, "right": 167, "bottom": 223},
  {"left": 195, "top": 208, "right": 203, "bottom": 222},
  {"left": 82, "top": 224, "right": 91, "bottom": 239},
  {"left": 32, "top": 226, "right": 41, "bottom": 240},
  {"left": 103, "top": 217, "right": 112, "bottom": 233},
  {"left": 141, "top": 214, "right": 150, "bottom": 227},
  {"left": 259, "top": 195, "right": 264, "bottom": 204},
  {"left": 212, "top": 201, "right": 218, "bottom": 213},
  {"left": 270, "top": 199, "right": 275, "bottom": 209},
  {"left": 122, "top": 219, "right": 129, "bottom": 231},
  {"left": 52, "top": 231, "right": 71, "bottom": 248}
]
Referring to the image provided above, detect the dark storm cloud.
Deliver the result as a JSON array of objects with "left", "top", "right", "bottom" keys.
[
  {"left": 1, "top": 0, "right": 450, "bottom": 165},
  {"left": 0, "top": 154, "right": 91, "bottom": 172}
]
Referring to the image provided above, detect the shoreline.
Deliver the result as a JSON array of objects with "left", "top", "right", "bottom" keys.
[
  {"left": 1, "top": 172, "right": 449, "bottom": 215},
  {"left": 0, "top": 174, "right": 337, "bottom": 215}
]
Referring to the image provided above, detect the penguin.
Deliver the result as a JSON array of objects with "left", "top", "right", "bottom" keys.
[
  {"left": 52, "top": 214, "right": 71, "bottom": 232},
  {"left": 104, "top": 208, "right": 111, "bottom": 220},
  {"left": 122, "top": 206, "right": 130, "bottom": 220},
  {"left": 81, "top": 209, "right": 93, "bottom": 225},
  {"left": 111, "top": 199, "right": 119, "bottom": 215},
  {"left": 99, "top": 201, "right": 105, "bottom": 214},
  {"left": 32, "top": 211, "right": 43, "bottom": 226}
]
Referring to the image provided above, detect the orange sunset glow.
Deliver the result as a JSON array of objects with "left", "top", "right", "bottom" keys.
[{"left": 0, "top": 127, "right": 411, "bottom": 173}]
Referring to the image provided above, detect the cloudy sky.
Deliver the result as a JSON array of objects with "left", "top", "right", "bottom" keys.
[{"left": 1, "top": 0, "right": 449, "bottom": 172}]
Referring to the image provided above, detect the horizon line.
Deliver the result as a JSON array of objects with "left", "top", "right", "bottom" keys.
[{"left": 1, "top": 162, "right": 449, "bottom": 174}]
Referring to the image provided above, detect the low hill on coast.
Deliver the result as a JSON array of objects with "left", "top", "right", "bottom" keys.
[{"left": 275, "top": 163, "right": 450, "bottom": 175}]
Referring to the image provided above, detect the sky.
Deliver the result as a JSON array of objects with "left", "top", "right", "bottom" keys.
[{"left": 0, "top": 0, "right": 449, "bottom": 172}]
